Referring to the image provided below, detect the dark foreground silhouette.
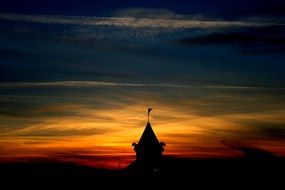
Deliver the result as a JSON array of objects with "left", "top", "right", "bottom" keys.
[{"left": 1, "top": 155, "right": 284, "bottom": 187}]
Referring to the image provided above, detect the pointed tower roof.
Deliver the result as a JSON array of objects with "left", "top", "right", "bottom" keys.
[{"left": 138, "top": 122, "right": 160, "bottom": 146}]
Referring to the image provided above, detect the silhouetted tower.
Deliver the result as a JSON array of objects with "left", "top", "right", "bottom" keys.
[{"left": 132, "top": 108, "right": 166, "bottom": 167}]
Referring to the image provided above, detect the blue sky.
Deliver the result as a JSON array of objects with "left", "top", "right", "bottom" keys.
[{"left": 1, "top": 0, "right": 285, "bottom": 17}]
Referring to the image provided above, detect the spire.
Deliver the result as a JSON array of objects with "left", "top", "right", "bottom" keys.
[
  {"left": 138, "top": 122, "right": 160, "bottom": 146},
  {"left": 132, "top": 108, "right": 166, "bottom": 166}
]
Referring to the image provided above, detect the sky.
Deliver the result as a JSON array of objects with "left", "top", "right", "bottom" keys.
[{"left": 0, "top": 1, "right": 285, "bottom": 169}]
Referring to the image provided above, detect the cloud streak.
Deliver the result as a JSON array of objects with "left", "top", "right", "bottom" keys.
[
  {"left": 0, "top": 81, "right": 189, "bottom": 88},
  {"left": 0, "top": 12, "right": 275, "bottom": 29},
  {"left": 1, "top": 81, "right": 285, "bottom": 90}
]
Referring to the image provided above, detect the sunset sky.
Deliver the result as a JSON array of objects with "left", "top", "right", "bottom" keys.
[{"left": 1, "top": 0, "right": 285, "bottom": 169}]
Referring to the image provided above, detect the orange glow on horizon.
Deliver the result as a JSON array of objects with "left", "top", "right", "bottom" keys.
[{"left": 1, "top": 102, "right": 285, "bottom": 169}]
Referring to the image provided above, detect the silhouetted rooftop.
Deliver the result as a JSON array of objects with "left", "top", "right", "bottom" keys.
[{"left": 137, "top": 122, "right": 160, "bottom": 146}]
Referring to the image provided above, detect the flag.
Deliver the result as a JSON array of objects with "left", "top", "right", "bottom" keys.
[{"left": 147, "top": 108, "right": 152, "bottom": 122}]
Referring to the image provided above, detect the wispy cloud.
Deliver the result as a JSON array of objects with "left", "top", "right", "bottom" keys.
[
  {"left": 0, "top": 12, "right": 274, "bottom": 29},
  {"left": 1, "top": 81, "right": 284, "bottom": 90},
  {"left": 10, "top": 122, "right": 109, "bottom": 137},
  {"left": 205, "top": 85, "right": 285, "bottom": 90},
  {"left": 0, "top": 81, "right": 189, "bottom": 88}
]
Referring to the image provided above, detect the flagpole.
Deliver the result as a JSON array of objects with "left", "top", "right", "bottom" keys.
[{"left": 148, "top": 108, "right": 149, "bottom": 122}]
